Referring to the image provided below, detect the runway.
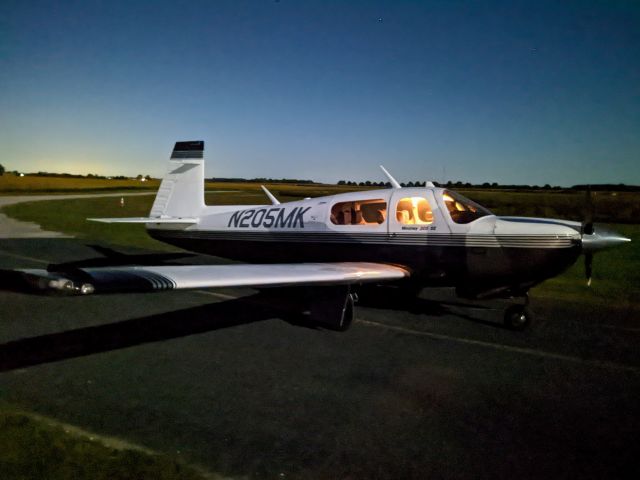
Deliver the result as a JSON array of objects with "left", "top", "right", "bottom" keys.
[{"left": 1, "top": 238, "right": 639, "bottom": 479}]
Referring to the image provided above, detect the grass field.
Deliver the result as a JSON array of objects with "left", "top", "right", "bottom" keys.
[
  {"left": 0, "top": 405, "right": 208, "bottom": 480},
  {"left": 0, "top": 175, "right": 162, "bottom": 193},
  {"left": 0, "top": 174, "right": 369, "bottom": 196},
  {"left": 3, "top": 176, "right": 639, "bottom": 224},
  {"left": 459, "top": 189, "right": 640, "bottom": 225}
]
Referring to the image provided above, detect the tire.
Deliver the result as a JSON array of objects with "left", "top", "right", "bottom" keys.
[
  {"left": 309, "top": 287, "right": 355, "bottom": 331},
  {"left": 334, "top": 293, "right": 355, "bottom": 331},
  {"left": 503, "top": 305, "right": 533, "bottom": 331}
]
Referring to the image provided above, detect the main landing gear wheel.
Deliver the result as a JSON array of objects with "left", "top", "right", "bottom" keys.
[
  {"left": 503, "top": 305, "right": 533, "bottom": 331},
  {"left": 310, "top": 286, "right": 356, "bottom": 331}
]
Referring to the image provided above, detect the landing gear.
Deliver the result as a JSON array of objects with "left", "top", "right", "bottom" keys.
[
  {"left": 503, "top": 294, "right": 533, "bottom": 331},
  {"left": 503, "top": 305, "right": 532, "bottom": 330},
  {"left": 309, "top": 286, "right": 357, "bottom": 331}
]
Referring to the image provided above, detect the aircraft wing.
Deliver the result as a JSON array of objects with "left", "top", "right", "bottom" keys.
[{"left": 17, "top": 262, "right": 410, "bottom": 295}]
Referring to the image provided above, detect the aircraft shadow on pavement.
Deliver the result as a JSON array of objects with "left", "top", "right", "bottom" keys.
[
  {"left": 46, "top": 244, "right": 200, "bottom": 270},
  {"left": 356, "top": 287, "right": 503, "bottom": 329},
  {"left": 0, "top": 291, "right": 299, "bottom": 373},
  {"left": 0, "top": 244, "right": 506, "bottom": 372},
  {"left": 0, "top": 279, "right": 504, "bottom": 372}
]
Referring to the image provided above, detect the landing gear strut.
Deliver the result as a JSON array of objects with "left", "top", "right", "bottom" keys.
[
  {"left": 309, "top": 286, "right": 357, "bottom": 331},
  {"left": 503, "top": 293, "right": 533, "bottom": 331}
]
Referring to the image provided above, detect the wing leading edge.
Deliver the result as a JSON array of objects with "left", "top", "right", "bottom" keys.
[{"left": 18, "top": 262, "right": 410, "bottom": 295}]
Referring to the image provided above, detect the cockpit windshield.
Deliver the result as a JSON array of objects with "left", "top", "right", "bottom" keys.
[{"left": 442, "top": 190, "right": 492, "bottom": 224}]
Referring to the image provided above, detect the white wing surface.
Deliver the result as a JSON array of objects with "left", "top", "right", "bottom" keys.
[{"left": 18, "top": 262, "right": 410, "bottom": 295}]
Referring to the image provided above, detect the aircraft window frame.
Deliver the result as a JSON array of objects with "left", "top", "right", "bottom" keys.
[
  {"left": 394, "top": 196, "right": 434, "bottom": 225},
  {"left": 330, "top": 199, "right": 387, "bottom": 226},
  {"left": 442, "top": 190, "right": 492, "bottom": 224}
]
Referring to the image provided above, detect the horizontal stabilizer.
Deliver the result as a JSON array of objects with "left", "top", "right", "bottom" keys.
[
  {"left": 87, "top": 217, "right": 198, "bottom": 224},
  {"left": 17, "top": 262, "right": 410, "bottom": 295}
]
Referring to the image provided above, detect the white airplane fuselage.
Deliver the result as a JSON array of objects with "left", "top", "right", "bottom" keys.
[
  {"left": 21, "top": 140, "right": 628, "bottom": 330},
  {"left": 146, "top": 186, "right": 584, "bottom": 298}
]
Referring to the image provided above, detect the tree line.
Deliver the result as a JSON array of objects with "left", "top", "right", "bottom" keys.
[
  {"left": 337, "top": 178, "right": 640, "bottom": 191},
  {"left": 0, "top": 167, "right": 153, "bottom": 181},
  {"left": 207, "top": 177, "right": 315, "bottom": 184}
]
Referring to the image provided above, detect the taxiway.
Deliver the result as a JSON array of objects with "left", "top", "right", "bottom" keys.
[{"left": 0, "top": 238, "right": 639, "bottom": 479}]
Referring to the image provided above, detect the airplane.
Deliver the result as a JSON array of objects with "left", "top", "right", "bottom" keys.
[{"left": 16, "top": 141, "right": 631, "bottom": 331}]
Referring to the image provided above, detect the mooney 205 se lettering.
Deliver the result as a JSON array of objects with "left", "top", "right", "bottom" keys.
[{"left": 17, "top": 141, "right": 630, "bottom": 330}]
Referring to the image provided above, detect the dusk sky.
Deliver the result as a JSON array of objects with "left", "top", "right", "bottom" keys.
[{"left": 1, "top": 0, "right": 638, "bottom": 186}]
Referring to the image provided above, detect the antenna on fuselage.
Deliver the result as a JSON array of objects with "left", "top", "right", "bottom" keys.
[
  {"left": 261, "top": 185, "right": 280, "bottom": 205},
  {"left": 379, "top": 165, "right": 402, "bottom": 189}
]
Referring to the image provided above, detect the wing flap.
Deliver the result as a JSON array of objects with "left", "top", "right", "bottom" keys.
[{"left": 18, "top": 262, "right": 410, "bottom": 295}]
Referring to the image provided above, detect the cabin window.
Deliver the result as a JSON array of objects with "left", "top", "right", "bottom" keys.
[
  {"left": 395, "top": 197, "right": 434, "bottom": 225},
  {"left": 442, "top": 190, "right": 492, "bottom": 224},
  {"left": 330, "top": 199, "right": 387, "bottom": 225}
]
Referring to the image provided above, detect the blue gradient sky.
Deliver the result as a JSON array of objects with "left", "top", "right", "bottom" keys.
[{"left": 1, "top": 0, "right": 638, "bottom": 185}]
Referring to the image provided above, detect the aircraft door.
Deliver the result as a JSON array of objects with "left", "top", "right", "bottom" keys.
[{"left": 388, "top": 190, "right": 450, "bottom": 235}]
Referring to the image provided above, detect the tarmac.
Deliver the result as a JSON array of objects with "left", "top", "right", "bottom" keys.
[{"left": 0, "top": 237, "right": 639, "bottom": 479}]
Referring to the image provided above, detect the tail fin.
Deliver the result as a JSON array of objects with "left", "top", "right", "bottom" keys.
[{"left": 150, "top": 141, "right": 205, "bottom": 218}]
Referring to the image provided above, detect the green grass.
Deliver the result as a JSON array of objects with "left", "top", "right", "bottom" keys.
[
  {"left": 531, "top": 223, "right": 639, "bottom": 308},
  {"left": 0, "top": 175, "right": 161, "bottom": 193},
  {"left": 0, "top": 174, "right": 366, "bottom": 195},
  {"left": 459, "top": 189, "right": 640, "bottom": 224},
  {"left": 3, "top": 194, "right": 172, "bottom": 251},
  {"left": 0, "top": 406, "right": 208, "bottom": 480}
]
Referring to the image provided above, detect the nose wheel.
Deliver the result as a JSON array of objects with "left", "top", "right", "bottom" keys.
[
  {"left": 503, "top": 294, "right": 533, "bottom": 330},
  {"left": 503, "top": 305, "right": 533, "bottom": 330}
]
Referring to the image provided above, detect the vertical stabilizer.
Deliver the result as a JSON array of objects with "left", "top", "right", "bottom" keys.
[{"left": 150, "top": 141, "right": 205, "bottom": 218}]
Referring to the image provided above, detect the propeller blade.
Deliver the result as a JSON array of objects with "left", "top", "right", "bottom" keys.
[
  {"left": 583, "top": 185, "right": 594, "bottom": 235},
  {"left": 585, "top": 252, "right": 593, "bottom": 287}
]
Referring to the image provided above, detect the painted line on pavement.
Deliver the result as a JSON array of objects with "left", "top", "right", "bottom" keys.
[{"left": 358, "top": 319, "right": 640, "bottom": 374}]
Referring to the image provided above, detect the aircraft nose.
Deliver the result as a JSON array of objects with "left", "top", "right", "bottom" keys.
[{"left": 581, "top": 226, "right": 631, "bottom": 253}]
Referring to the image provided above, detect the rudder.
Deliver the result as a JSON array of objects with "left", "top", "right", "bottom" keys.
[{"left": 150, "top": 141, "right": 205, "bottom": 218}]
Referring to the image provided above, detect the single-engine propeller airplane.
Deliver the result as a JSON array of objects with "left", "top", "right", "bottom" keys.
[{"left": 16, "top": 141, "right": 630, "bottom": 330}]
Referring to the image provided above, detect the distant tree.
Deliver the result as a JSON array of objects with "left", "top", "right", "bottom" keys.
[
  {"left": 0, "top": 164, "right": 4, "bottom": 176},
  {"left": 491, "top": 182, "right": 498, "bottom": 188},
  {"left": 482, "top": 182, "right": 490, "bottom": 188},
  {"left": 136, "top": 174, "right": 143, "bottom": 180},
  {"left": 337, "top": 180, "right": 346, "bottom": 185},
  {"left": 145, "top": 175, "right": 151, "bottom": 180}
]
